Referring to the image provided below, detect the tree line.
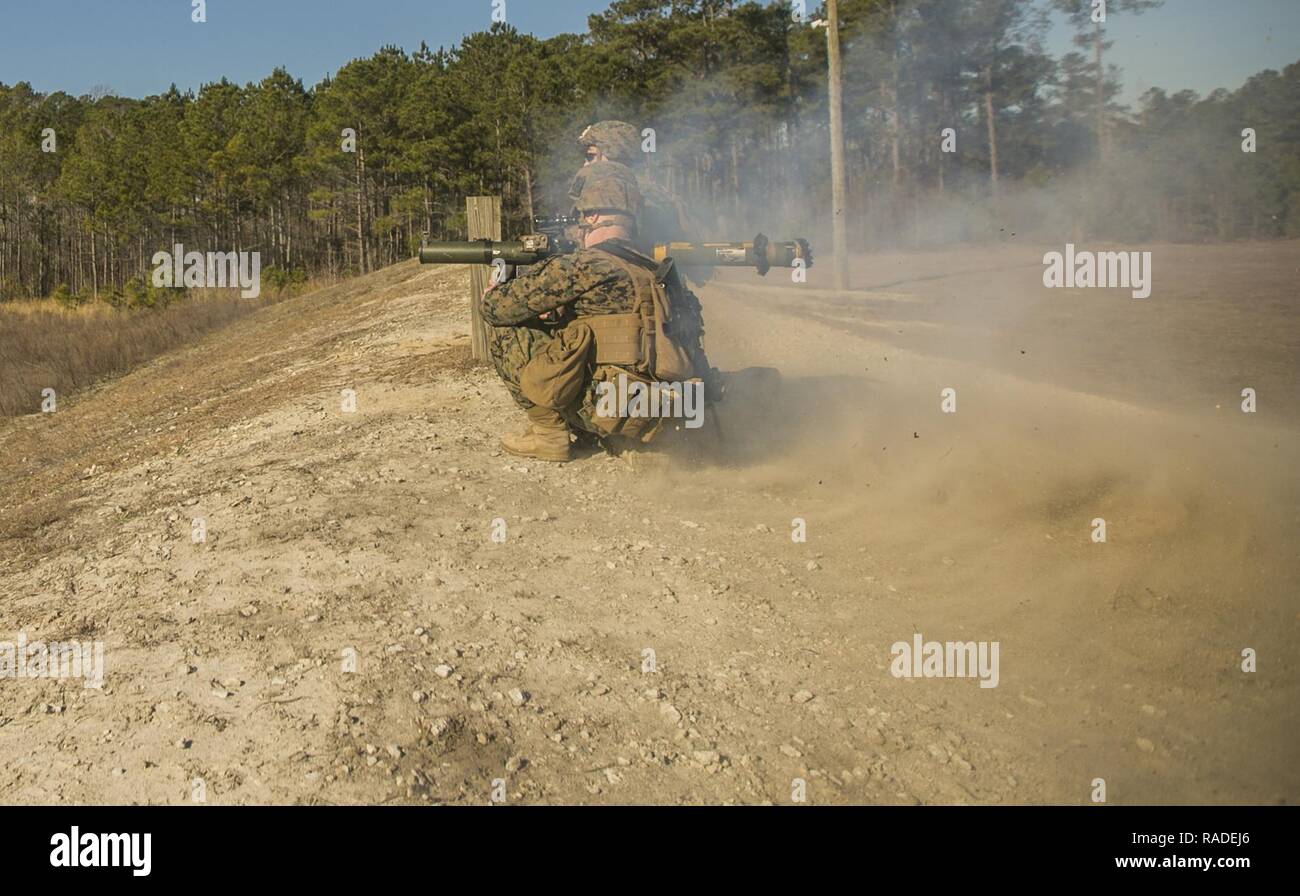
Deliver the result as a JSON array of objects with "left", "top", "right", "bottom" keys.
[{"left": 1, "top": 0, "right": 1297, "bottom": 303}]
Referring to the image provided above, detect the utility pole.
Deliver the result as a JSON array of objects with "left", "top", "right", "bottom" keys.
[{"left": 821, "top": 0, "right": 850, "bottom": 290}]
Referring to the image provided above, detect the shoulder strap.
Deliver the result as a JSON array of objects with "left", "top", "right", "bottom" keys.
[
  {"left": 595, "top": 242, "right": 684, "bottom": 294},
  {"left": 596, "top": 241, "right": 658, "bottom": 272}
]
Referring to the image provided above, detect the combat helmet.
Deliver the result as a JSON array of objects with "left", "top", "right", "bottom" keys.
[
  {"left": 577, "top": 120, "right": 642, "bottom": 165},
  {"left": 572, "top": 160, "right": 644, "bottom": 225}
]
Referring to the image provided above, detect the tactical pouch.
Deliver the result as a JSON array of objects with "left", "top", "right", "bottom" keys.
[
  {"left": 582, "top": 313, "right": 643, "bottom": 367},
  {"left": 643, "top": 260, "right": 695, "bottom": 382},
  {"left": 588, "top": 365, "right": 671, "bottom": 443},
  {"left": 519, "top": 321, "right": 594, "bottom": 411},
  {"left": 589, "top": 247, "right": 695, "bottom": 383}
]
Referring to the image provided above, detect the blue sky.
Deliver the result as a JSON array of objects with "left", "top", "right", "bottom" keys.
[{"left": 1, "top": 0, "right": 1297, "bottom": 104}]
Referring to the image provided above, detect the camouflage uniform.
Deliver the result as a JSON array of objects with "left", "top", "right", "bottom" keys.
[
  {"left": 482, "top": 239, "right": 660, "bottom": 434},
  {"left": 572, "top": 122, "right": 720, "bottom": 394},
  {"left": 575, "top": 121, "right": 699, "bottom": 240},
  {"left": 627, "top": 175, "right": 719, "bottom": 393}
]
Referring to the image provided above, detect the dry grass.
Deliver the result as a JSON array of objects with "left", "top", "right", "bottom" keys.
[{"left": 0, "top": 291, "right": 276, "bottom": 417}]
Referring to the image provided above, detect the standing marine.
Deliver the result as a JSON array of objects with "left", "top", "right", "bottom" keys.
[{"left": 573, "top": 120, "right": 698, "bottom": 250}]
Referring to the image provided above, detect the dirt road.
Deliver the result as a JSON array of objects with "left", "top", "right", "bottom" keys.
[{"left": 1, "top": 243, "right": 1296, "bottom": 804}]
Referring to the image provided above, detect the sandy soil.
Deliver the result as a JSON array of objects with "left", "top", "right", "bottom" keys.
[{"left": 1, "top": 242, "right": 1296, "bottom": 804}]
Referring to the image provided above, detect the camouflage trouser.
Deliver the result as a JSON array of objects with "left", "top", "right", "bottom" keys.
[
  {"left": 486, "top": 322, "right": 550, "bottom": 411},
  {"left": 486, "top": 322, "right": 597, "bottom": 433}
]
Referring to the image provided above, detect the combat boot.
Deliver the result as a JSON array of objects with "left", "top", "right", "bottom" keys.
[{"left": 501, "top": 405, "right": 572, "bottom": 462}]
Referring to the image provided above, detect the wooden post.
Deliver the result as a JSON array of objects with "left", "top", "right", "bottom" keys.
[{"left": 466, "top": 196, "right": 501, "bottom": 363}]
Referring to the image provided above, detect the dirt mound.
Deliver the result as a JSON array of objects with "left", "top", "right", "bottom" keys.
[{"left": 0, "top": 247, "right": 1295, "bottom": 805}]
